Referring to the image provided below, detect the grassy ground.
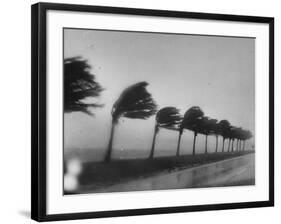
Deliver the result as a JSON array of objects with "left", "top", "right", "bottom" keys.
[{"left": 67, "top": 151, "right": 254, "bottom": 194}]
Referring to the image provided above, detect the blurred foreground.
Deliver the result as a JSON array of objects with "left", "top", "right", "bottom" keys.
[{"left": 64, "top": 151, "right": 255, "bottom": 194}]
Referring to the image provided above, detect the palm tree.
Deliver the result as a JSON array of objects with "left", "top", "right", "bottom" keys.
[
  {"left": 64, "top": 57, "right": 103, "bottom": 115},
  {"left": 227, "top": 138, "right": 231, "bottom": 152},
  {"left": 229, "top": 126, "right": 237, "bottom": 152},
  {"left": 104, "top": 82, "right": 157, "bottom": 162},
  {"left": 241, "top": 130, "right": 253, "bottom": 151},
  {"left": 245, "top": 130, "right": 253, "bottom": 150},
  {"left": 207, "top": 118, "right": 218, "bottom": 153},
  {"left": 239, "top": 139, "right": 242, "bottom": 151},
  {"left": 231, "top": 138, "right": 235, "bottom": 152},
  {"left": 149, "top": 107, "right": 182, "bottom": 159},
  {"left": 178, "top": 106, "right": 204, "bottom": 156},
  {"left": 232, "top": 127, "right": 242, "bottom": 151},
  {"left": 198, "top": 117, "right": 218, "bottom": 154},
  {"left": 235, "top": 127, "right": 243, "bottom": 151},
  {"left": 212, "top": 122, "right": 220, "bottom": 153},
  {"left": 218, "top": 120, "right": 231, "bottom": 152}
]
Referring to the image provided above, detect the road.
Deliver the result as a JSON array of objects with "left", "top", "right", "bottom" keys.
[{"left": 90, "top": 153, "right": 255, "bottom": 193}]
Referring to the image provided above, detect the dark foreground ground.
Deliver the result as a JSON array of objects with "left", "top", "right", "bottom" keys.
[{"left": 65, "top": 151, "right": 255, "bottom": 194}]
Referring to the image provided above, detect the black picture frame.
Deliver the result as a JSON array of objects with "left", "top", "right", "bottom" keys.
[{"left": 31, "top": 2, "right": 274, "bottom": 222}]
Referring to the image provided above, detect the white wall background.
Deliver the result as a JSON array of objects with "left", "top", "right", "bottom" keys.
[{"left": 0, "top": 0, "right": 279, "bottom": 223}]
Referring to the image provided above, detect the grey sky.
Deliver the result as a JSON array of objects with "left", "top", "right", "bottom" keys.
[{"left": 64, "top": 28, "right": 255, "bottom": 158}]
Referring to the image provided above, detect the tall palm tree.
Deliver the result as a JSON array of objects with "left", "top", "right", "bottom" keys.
[
  {"left": 232, "top": 127, "right": 242, "bottom": 151},
  {"left": 241, "top": 130, "right": 253, "bottom": 151},
  {"left": 229, "top": 126, "right": 237, "bottom": 152},
  {"left": 104, "top": 82, "right": 157, "bottom": 162},
  {"left": 245, "top": 130, "right": 253, "bottom": 150},
  {"left": 231, "top": 138, "right": 235, "bottom": 152},
  {"left": 207, "top": 118, "right": 218, "bottom": 153},
  {"left": 227, "top": 138, "right": 231, "bottom": 152},
  {"left": 212, "top": 122, "right": 220, "bottom": 153},
  {"left": 198, "top": 117, "right": 218, "bottom": 154},
  {"left": 64, "top": 57, "right": 103, "bottom": 115},
  {"left": 235, "top": 127, "right": 243, "bottom": 151},
  {"left": 239, "top": 139, "right": 242, "bottom": 151},
  {"left": 218, "top": 120, "right": 231, "bottom": 152},
  {"left": 178, "top": 106, "right": 204, "bottom": 156},
  {"left": 149, "top": 107, "right": 182, "bottom": 159}
]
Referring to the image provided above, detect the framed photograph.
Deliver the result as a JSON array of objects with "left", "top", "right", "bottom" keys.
[{"left": 31, "top": 2, "right": 274, "bottom": 222}]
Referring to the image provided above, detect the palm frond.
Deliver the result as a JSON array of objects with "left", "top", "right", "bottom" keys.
[
  {"left": 64, "top": 102, "right": 103, "bottom": 115},
  {"left": 218, "top": 119, "right": 231, "bottom": 138},
  {"left": 197, "top": 117, "right": 218, "bottom": 135},
  {"left": 243, "top": 130, "right": 253, "bottom": 140},
  {"left": 156, "top": 107, "right": 182, "bottom": 130},
  {"left": 64, "top": 57, "right": 104, "bottom": 115},
  {"left": 181, "top": 106, "right": 204, "bottom": 132},
  {"left": 112, "top": 82, "right": 157, "bottom": 122}
]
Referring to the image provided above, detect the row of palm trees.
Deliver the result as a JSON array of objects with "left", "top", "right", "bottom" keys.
[
  {"left": 64, "top": 57, "right": 253, "bottom": 162},
  {"left": 149, "top": 106, "right": 253, "bottom": 159},
  {"left": 104, "top": 81, "right": 253, "bottom": 162}
]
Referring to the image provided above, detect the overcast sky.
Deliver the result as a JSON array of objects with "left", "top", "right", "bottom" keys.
[{"left": 64, "top": 28, "right": 255, "bottom": 158}]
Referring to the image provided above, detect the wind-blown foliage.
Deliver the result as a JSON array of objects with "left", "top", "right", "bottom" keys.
[
  {"left": 156, "top": 107, "right": 183, "bottom": 130},
  {"left": 149, "top": 107, "right": 182, "bottom": 158},
  {"left": 64, "top": 57, "right": 103, "bottom": 115},
  {"left": 111, "top": 82, "right": 157, "bottom": 122},
  {"left": 177, "top": 106, "right": 204, "bottom": 156},
  {"left": 105, "top": 82, "right": 157, "bottom": 162}
]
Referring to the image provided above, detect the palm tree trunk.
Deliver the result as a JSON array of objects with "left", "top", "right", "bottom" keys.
[
  {"left": 228, "top": 139, "right": 231, "bottom": 152},
  {"left": 105, "top": 121, "right": 116, "bottom": 162},
  {"left": 222, "top": 138, "right": 225, "bottom": 152},
  {"left": 149, "top": 126, "right": 158, "bottom": 159},
  {"left": 238, "top": 140, "right": 240, "bottom": 151},
  {"left": 236, "top": 139, "right": 239, "bottom": 151},
  {"left": 231, "top": 139, "right": 234, "bottom": 152},
  {"left": 205, "top": 135, "right": 208, "bottom": 154},
  {"left": 192, "top": 132, "right": 197, "bottom": 155},
  {"left": 215, "top": 136, "right": 218, "bottom": 153},
  {"left": 176, "top": 132, "right": 182, "bottom": 156}
]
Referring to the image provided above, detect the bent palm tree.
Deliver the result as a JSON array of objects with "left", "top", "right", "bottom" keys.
[
  {"left": 212, "top": 122, "right": 220, "bottom": 153},
  {"left": 235, "top": 127, "right": 243, "bottom": 151},
  {"left": 241, "top": 130, "right": 253, "bottom": 151},
  {"left": 228, "top": 126, "right": 237, "bottom": 152},
  {"left": 227, "top": 138, "right": 232, "bottom": 152},
  {"left": 199, "top": 117, "right": 218, "bottom": 154},
  {"left": 178, "top": 106, "right": 204, "bottom": 156},
  {"left": 218, "top": 120, "right": 231, "bottom": 152},
  {"left": 230, "top": 127, "right": 241, "bottom": 151},
  {"left": 64, "top": 57, "right": 103, "bottom": 115},
  {"left": 105, "top": 82, "right": 157, "bottom": 162},
  {"left": 149, "top": 107, "right": 182, "bottom": 159}
]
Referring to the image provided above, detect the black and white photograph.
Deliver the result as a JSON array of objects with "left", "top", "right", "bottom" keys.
[
  {"left": 63, "top": 28, "right": 255, "bottom": 195},
  {"left": 0, "top": 0, "right": 278, "bottom": 223},
  {"left": 29, "top": 2, "right": 274, "bottom": 222}
]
